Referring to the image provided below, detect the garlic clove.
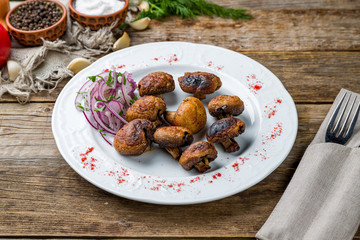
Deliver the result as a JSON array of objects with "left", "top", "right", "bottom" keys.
[
  {"left": 113, "top": 32, "right": 130, "bottom": 50},
  {"left": 129, "top": 17, "right": 151, "bottom": 31},
  {"left": 67, "top": 57, "right": 92, "bottom": 75},
  {"left": 138, "top": 1, "right": 150, "bottom": 12},
  {"left": 7, "top": 60, "right": 22, "bottom": 82}
]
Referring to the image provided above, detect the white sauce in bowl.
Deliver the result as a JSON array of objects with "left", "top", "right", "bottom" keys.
[{"left": 74, "top": 0, "right": 125, "bottom": 16}]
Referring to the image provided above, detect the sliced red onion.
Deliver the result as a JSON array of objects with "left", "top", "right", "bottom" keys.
[{"left": 75, "top": 69, "right": 137, "bottom": 145}]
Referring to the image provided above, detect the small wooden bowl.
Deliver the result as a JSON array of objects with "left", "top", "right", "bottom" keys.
[
  {"left": 69, "top": 0, "right": 129, "bottom": 31},
  {"left": 6, "top": 0, "right": 67, "bottom": 47}
]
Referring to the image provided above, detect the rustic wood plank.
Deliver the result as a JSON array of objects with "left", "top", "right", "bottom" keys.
[
  {"left": 208, "top": 0, "right": 360, "bottom": 9},
  {"left": 0, "top": 164, "right": 359, "bottom": 237},
  {"left": 1, "top": 52, "right": 359, "bottom": 103},
  {"left": 0, "top": 163, "right": 290, "bottom": 237},
  {"left": 129, "top": 10, "right": 360, "bottom": 51}
]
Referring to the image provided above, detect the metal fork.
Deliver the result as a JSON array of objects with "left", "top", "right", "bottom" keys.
[{"left": 325, "top": 92, "right": 360, "bottom": 145}]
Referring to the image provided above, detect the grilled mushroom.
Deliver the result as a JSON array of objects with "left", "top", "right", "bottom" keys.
[
  {"left": 178, "top": 72, "right": 222, "bottom": 99},
  {"left": 208, "top": 95, "right": 244, "bottom": 119},
  {"left": 164, "top": 96, "right": 207, "bottom": 134},
  {"left": 153, "top": 126, "right": 194, "bottom": 160},
  {"left": 206, "top": 117, "right": 245, "bottom": 153},
  {"left": 179, "top": 141, "right": 218, "bottom": 173},
  {"left": 126, "top": 95, "right": 166, "bottom": 126},
  {"left": 114, "top": 119, "right": 156, "bottom": 156},
  {"left": 138, "top": 72, "right": 175, "bottom": 97}
]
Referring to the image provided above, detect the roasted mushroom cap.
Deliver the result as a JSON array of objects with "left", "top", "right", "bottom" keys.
[
  {"left": 208, "top": 95, "right": 244, "bottom": 119},
  {"left": 153, "top": 126, "right": 194, "bottom": 160},
  {"left": 206, "top": 117, "right": 245, "bottom": 153},
  {"left": 178, "top": 72, "right": 222, "bottom": 99},
  {"left": 179, "top": 141, "right": 218, "bottom": 173},
  {"left": 138, "top": 72, "right": 175, "bottom": 97},
  {"left": 164, "top": 96, "right": 207, "bottom": 134},
  {"left": 114, "top": 119, "right": 156, "bottom": 156},
  {"left": 126, "top": 95, "right": 166, "bottom": 126}
]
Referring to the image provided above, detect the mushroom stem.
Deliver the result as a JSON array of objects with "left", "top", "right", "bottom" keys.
[
  {"left": 194, "top": 93, "right": 206, "bottom": 100},
  {"left": 195, "top": 158, "right": 211, "bottom": 173},
  {"left": 164, "top": 111, "right": 176, "bottom": 125},
  {"left": 165, "top": 147, "right": 182, "bottom": 160},
  {"left": 221, "top": 138, "right": 240, "bottom": 153},
  {"left": 219, "top": 113, "right": 233, "bottom": 119}
]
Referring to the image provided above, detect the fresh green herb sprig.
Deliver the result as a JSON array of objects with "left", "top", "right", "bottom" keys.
[{"left": 137, "top": 0, "right": 252, "bottom": 20}]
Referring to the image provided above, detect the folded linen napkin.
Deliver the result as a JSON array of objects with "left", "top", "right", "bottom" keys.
[{"left": 256, "top": 89, "right": 360, "bottom": 240}]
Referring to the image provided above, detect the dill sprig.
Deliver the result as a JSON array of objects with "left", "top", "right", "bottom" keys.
[{"left": 137, "top": 0, "right": 252, "bottom": 20}]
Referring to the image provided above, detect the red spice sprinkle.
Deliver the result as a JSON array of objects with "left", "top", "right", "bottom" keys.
[
  {"left": 168, "top": 184, "right": 173, "bottom": 188},
  {"left": 90, "top": 163, "right": 95, "bottom": 170},
  {"left": 212, "top": 173, "right": 222, "bottom": 179},
  {"left": 264, "top": 98, "right": 283, "bottom": 119},
  {"left": 246, "top": 74, "right": 264, "bottom": 94},
  {"left": 117, "top": 64, "right": 126, "bottom": 69},
  {"left": 167, "top": 54, "right": 178, "bottom": 64},
  {"left": 79, "top": 147, "right": 96, "bottom": 170},
  {"left": 216, "top": 65, "right": 224, "bottom": 71},
  {"left": 232, "top": 156, "right": 250, "bottom": 171},
  {"left": 154, "top": 57, "right": 158, "bottom": 61},
  {"left": 232, "top": 162, "right": 240, "bottom": 172},
  {"left": 150, "top": 186, "right": 159, "bottom": 191},
  {"left": 85, "top": 147, "right": 94, "bottom": 155},
  {"left": 239, "top": 156, "right": 250, "bottom": 165},
  {"left": 264, "top": 122, "right": 283, "bottom": 142},
  {"left": 190, "top": 176, "right": 201, "bottom": 183},
  {"left": 209, "top": 180, "right": 213, "bottom": 183},
  {"left": 254, "top": 85, "right": 262, "bottom": 90},
  {"left": 207, "top": 61, "right": 213, "bottom": 67},
  {"left": 104, "top": 68, "right": 109, "bottom": 72}
]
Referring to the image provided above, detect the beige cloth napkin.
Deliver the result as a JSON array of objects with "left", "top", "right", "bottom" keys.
[
  {"left": 256, "top": 89, "right": 360, "bottom": 240},
  {"left": 0, "top": 0, "right": 139, "bottom": 103}
]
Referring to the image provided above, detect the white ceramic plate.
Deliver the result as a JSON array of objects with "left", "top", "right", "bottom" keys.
[{"left": 52, "top": 42, "right": 298, "bottom": 205}]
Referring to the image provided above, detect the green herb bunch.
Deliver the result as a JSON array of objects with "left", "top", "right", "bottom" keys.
[{"left": 137, "top": 0, "right": 252, "bottom": 20}]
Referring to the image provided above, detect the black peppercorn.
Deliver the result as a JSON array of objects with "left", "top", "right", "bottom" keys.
[{"left": 9, "top": 1, "right": 63, "bottom": 31}]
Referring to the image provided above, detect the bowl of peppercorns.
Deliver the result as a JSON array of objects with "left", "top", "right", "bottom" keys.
[{"left": 6, "top": 0, "right": 67, "bottom": 46}]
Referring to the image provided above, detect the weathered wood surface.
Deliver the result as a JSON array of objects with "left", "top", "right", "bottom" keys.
[
  {"left": 2, "top": 0, "right": 360, "bottom": 238},
  {"left": 0, "top": 103, "right": 359, "bottom": 237},
  {"left": 1, "top": 52, "right": 360, "bottom": 103},
  {"left": 209, "top": 0, "right": 360, "bottom": 9},
  {"left": 129, "top": 10, "right": 360, "bottom": 51}
]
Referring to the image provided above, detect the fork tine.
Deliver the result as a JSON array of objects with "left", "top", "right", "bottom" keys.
[
  {"left": 338, "top": 95, "right": 357, "bottom": 137},
  {"left": 332, "top": 93, "right": 351, "bottom": 134},
  {"left": 326, "top": 92, "right": 347, "bottom": 134},
  {"left": 343, "top": 96, "right": 360, "bottom": 141}
]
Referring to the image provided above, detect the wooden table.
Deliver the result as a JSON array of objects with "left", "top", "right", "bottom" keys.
[{"left": 1, "top": 0, "right": 360, "bottom": 239}]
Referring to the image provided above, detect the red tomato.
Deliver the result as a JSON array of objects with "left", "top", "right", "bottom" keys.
[{"left": 0, "top": 24, "right": 11, "bottom": 67}]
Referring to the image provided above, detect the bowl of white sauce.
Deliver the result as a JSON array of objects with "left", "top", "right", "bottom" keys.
[{"left": 69, "top": 0, "right": 128, "bottom": 30}]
